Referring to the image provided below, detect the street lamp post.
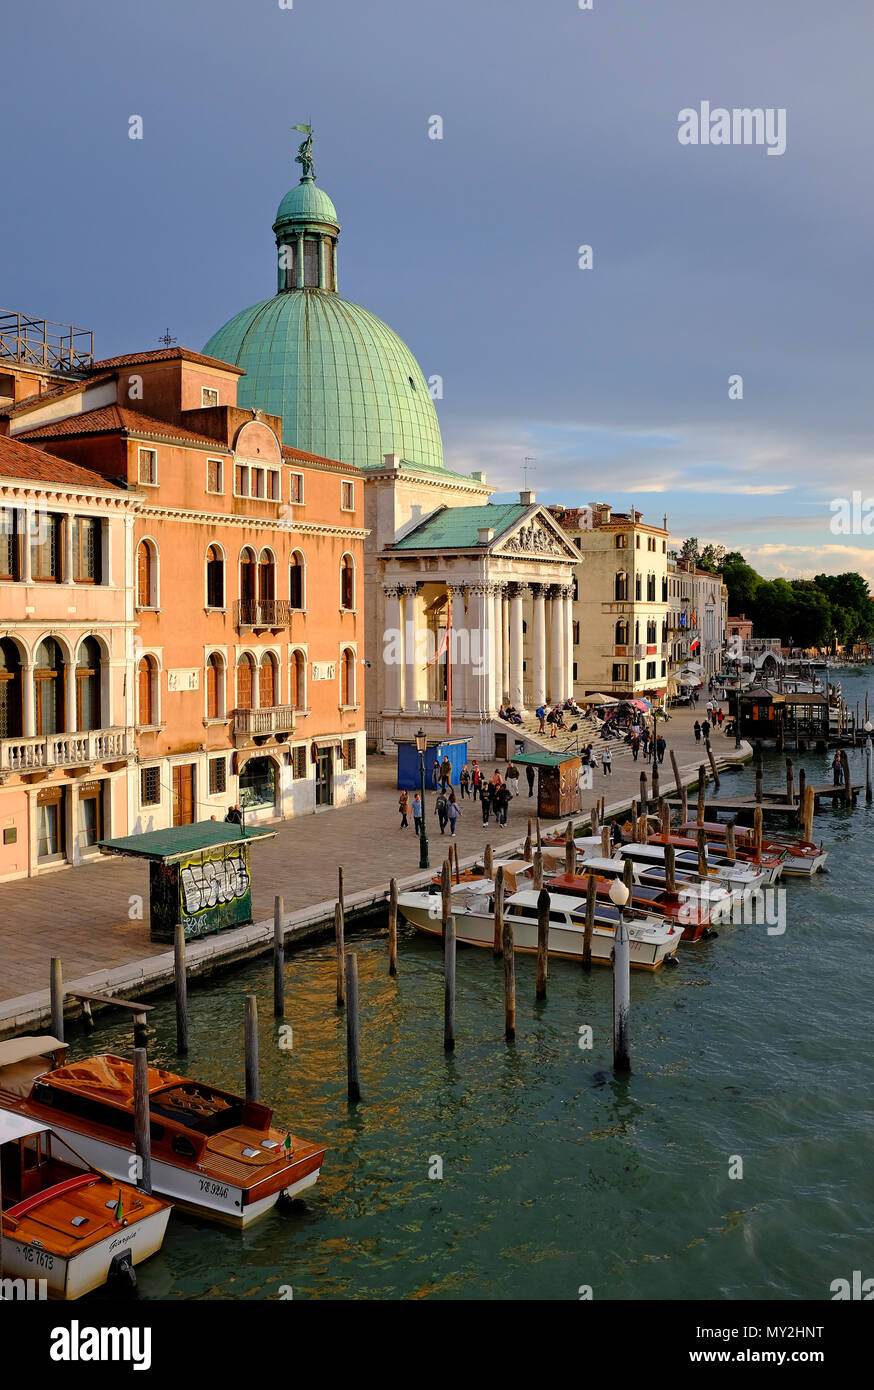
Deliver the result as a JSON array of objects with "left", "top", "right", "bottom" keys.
[{"left": 416, "top": 727, "right": 430, "bottom": 869}]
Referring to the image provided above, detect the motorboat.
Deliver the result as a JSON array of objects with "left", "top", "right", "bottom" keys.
[
  {"left": 647, "top": 832, "right": 786, "bottom": 885},
  {"left": 0, "top": 1106, "right": 170, "bottom": 1299},
  {"left": 612, "top": 842, "right": 768, "bottom": 895},
  {"left": 677, "top": 821, "right": 827, "bottom": 877},
  {"left": 560, "top": 854, "right": 734, "bottom": 919},
  {"left": 0, "top": 1038, "right": 326, "bottom": 1229},
  {"left": 546, "top": 870, "right": 719, "bottom": 942},
  {"left": 402, "top": 886, "right": 681, "bottom": 970}
]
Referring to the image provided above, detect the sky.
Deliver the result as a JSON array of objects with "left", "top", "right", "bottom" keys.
[{"left": 3, "top": 0, "right": 873, "bottom": 585}]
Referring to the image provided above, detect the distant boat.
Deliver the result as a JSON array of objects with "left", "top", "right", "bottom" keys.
[
  {"left": 677, "top": 821, "right": 827, "bottom": 877},
  {"left": 0, "top": 1105, "right": 170, "bottom": 1299},
  {"left": 0, "top": 1039, "right": 326, "bottom": 1228}
]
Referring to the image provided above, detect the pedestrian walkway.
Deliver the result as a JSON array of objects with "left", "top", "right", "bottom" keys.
[{"left": 0, "top": 706, "right": 747, "bottom": 1020}]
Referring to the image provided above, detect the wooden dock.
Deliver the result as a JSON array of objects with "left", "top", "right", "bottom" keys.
[{"left": 667, "top": 783, "right": 860, "bottom": 821}]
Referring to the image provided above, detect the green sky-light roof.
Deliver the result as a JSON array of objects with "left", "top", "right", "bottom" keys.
[
  {"left": 99, "top": 821, "right": 276, "bottom": 862},
  {"left": 391, "top": 503, "right": 531, "bottom": 550}
]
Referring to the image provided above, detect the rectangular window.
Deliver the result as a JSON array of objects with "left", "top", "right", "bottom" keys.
[
  {"left": 30, "top": 514, "right": 61, "bottom": 581},
  {"left": 646, "top": 661, "right": 656, "bottom": 679},
  {"left": 612, "top": 663, "right": 628, "bottom": 682},
  {"left": 341, "top": 480, "right": 354, "bottom": 511},
  {"left": 266, "top": 470, "right": 279, "bottom": 501},
  {"left": 343, "top": 738, "right": 357, "bottom": 771},
  {"left": 288, "top": 472, "right": 304, "bottom": 504},
  {"left": 0, "top": 508, "right": 17, "bottom": 579},
  {"left": 252, "top": 468, "right": 265, "bottom": 498},
  {"left": 207, "top": 458, "right": 223, "bottom": 493},
  {"left": 572, "top": 661, "right": 578, "bottom": 681},
  {"left": 141, "top": 766, "right": 161, "bottom": 806},
  {"left": 291, "top": 746, "right": 308, "bottom": 779},
  {"left": 304, "top": 237, "right": 320, "bottom": 286},
  {"left": 201, "top": 387, "right": 219, "bottom": 408},
  {"left": 72, "top": 517, "right": 101, "bottom": 583},
  {"left": 138, "top": 448, "right": 157, "bottom": 485},
  {"left": 235, "top": 464, "right": 248, "bottom": 496},
  {"left": 37, "top": 794, "right": 65, "bottom": 860},
  {"left": 209, "top": 756, "right": 227, "bottom": 795},
  {"left": 614, "top": 534, "right": 627, "bottom": 549},
  {"left": 572, "top": 621, "right": 580, "bottom": 645}
]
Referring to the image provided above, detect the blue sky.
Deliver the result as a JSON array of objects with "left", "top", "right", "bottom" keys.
[{"left": 3, "top": 0, "right": 873, "bottom": 582}]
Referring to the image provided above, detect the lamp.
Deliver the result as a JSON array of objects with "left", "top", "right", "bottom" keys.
[
  {"left": 865, "top": 721, "right": 872, "bottom": 734},
  {"left": 415, "top": 728, "right": 429, "bottom": 869},
  {"left": 608, "top": 879, "right": 630, "bottom": 908},
  {"left": 415, "top": 728, "right": 427, "bottom": 755}
]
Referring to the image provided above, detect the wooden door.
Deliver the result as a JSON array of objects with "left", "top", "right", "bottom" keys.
[{"left": 172, "top": 764, "right": 194, "bottom": 826}]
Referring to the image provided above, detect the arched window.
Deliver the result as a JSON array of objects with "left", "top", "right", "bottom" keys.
[
  {"left": 260, "top": 652, "right": 277, "bottom": 708},
  {"left": 206, "top": 545, "right": 224, "bottom": 609},
  {"left": 289, "top": 551, "right": 305, "bottom": 610},
  {"left": 239, "top": 547, "right": 257, "bottom": 622},
  {"left": 647, "top": 572, "right": 656, "bottom": 602},
  {"left": 614, "top": 571, "right": 627, "bottom": 602},
  {"left": 0, "top": 638, "right": 23, "bottom": 738},
  {"left": 289, "top": 649, "right": 305, "bottom": 708},
  {"left": 340, "top": 648, "right": 355, "bottom": 707},
  {"left": 258, "top": 548, "right": 276, "bottom": 604},
  {"left": 341, "top": 554, "right": 354, "bottom": 610},
  {"left": 237, "top": 653, "right": 255, "bottom": 710},
  {"left": 136, "top": 540, "right": 157, "bottom": 608},
  {"left": 35, "top": 638, "right": 65, "bottom": 735},
  {"left": 206, "top": 653, "right": 224, "bottom": 719},
  {"left": 76, "top": 636, "right": 102, "bottom": 731},
  {"left": 137, "top": 655, "right": 157, "bottom": 726},
  {"left": 615, "top": 620, "right": 628, "bottom": 646}
]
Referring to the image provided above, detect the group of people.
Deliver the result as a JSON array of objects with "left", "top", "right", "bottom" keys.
[
  {"left": 497, "top": 704, "right": 524, "bottom": 725},
  {"left": 627, "top": 724, "right": 667, "bottom": 764},
  {"left": 397, "top": 757, "right": 531, "bottom": 836}
]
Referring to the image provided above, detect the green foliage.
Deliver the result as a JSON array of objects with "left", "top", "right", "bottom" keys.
[{"left": 722, "top": 551, "right": 872, "bottom": 646}]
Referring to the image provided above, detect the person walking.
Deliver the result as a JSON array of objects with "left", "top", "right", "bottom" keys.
[
  {"left": 471, "top": 760, "right": 482, "bottom": 795},
  {"left": 631, "top": 734, "right": 640, "bottom": 762},
  {"left": 480, "top": 779, "right": 492, "bottom": 826},
  {"left": 431, "top": 758, "right": 440, "bottom": 791},
  {"left": 412, "top": 792, "right": 423, "bottom": 836},
  {"left": 526, "top": 762, "right": 536, "bottom": 797},
  {"left": 537, "top": 704, "right": 547, "bottom": 734},
  {"left": 506, "top": 760, "right": 520, "bottom": 799},
  {"left": 440, "top": 755, "right": 452, "bottom": 791},
  {"left": 459, "top": 763, "right": 471, "bottom": 798},
  {"left": 495, "top": 781, "right": 510, "bottom": 826},
  {"left": 435, "top": 790, "right": 449, "bottom": 834},
  {"left": 716, "top": 708, "right": 724, "bottom": 727},
  {"left": 694, "top": 720, "right": 701, "bottom": 744},
  {"left": 601, "top": 746, "right": 612, "bottom": 776},
  {"left": 701, "top": 719, "right": 711, "bottom": 740},
  {"left": 447, "top": 793, "right": 461, "bottom": 836},
  {"left": 398, "top": 789, "right": 410, "bottom": 829},
  {"left": 656, "top": 734, "right": 666, "bottom": 764}
]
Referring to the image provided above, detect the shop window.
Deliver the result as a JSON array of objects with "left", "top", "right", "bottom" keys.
[{"left": 240, "top": 756, "right": 277, "bottom": 809}]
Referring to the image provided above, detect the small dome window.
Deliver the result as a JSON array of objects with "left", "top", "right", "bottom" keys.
[{"left": 408, "top": 376, "right": 416, "bottom": 391}]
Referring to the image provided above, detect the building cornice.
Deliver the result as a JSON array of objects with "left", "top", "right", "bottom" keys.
[{"left": 136, "top": 503, "right": 368, "bottom": 538}]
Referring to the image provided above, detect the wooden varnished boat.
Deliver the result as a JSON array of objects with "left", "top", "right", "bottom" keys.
[
  {"left": 0, "top": 1039, "right": 326, "bottom": 1228},
  {"left": 0, "top": 1107, "right": 170, "bottom": 1298},
  {"left": 646, "top": 833, "right": 786, "bottom": 885},
  {"left": 547, "top": 871, "right": 718, "bottom": 942},
  {"left": 677, "top": 821, "right": 827, "bottom": 876}
]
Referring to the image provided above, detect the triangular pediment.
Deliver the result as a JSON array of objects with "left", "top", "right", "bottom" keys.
[{"left": 493, "top": 508, "right": 580, "bottom": 561}]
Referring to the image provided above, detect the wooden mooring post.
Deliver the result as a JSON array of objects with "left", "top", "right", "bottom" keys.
[
  {"left": 272, "top": 896, "right": 284, "bottom": 1020},
  {"left": 493, "top": 866, "right": 505, "bottom": 956},
  {"left": 697, "top": 827, "right": 708, "bottom": 878},
  {"left": 536, "top": 887, "right": 549, "bottom": 1000},
  {"left": 175, "top": 921, "right": 190, "bottom": 1050},
  {"left": 133, "top": 1047, "right": 152, "bottom": 1194},
  {"left": 591, "top": 802, "right": 600, "bottom": 836},
  {"left": 639, "top": 771, "right": 648, "bottom": 815},
  {"left": 536, "top": 818, "right": 542, "bottom": 852},
  {"left": 664, "top": 841, "right": 676, "bottom": 894},
  {"left": 680, "top": 785, "right": 688, "bottom": 824},
  {"left": 786, "top": 758, "right": 795, "bottom": 806},
  {"left": 524, "top": 820, "right": 532, "bottom": 861},
  {"left": 697, "top": 765, "right": 706, "bottom": 824},
  {"left": 706, "top": 740, "right": 720, "bottom": 791},
  {"left": 755, "top": 744, "right": 764, "bottom": 803},
  {"left": 841, "top": 749, "right": 852, "bottom": 805},
  {"left": 50, "top": 957, "right": 64, "bottom": 1043},
  {"left": 444, "top": 913, "right": 456, "bottom": 1052},
  {"left": 651, "top": 758, "right": 660, "bottom": 803},
  {"left": 441, "top": 859, "right": 451, "bottom": 946},
  {"left": 801, "top": 784, "right": 815, "bottom": 842},
  {"left": 484, "top": 843, "right": 494, "bottom": 881},
  {"left": 503, "top": 917, "right": 516, "bottom": 1041},
  {"left": 244, "top": 993, "right": 259, "bottom": 1102},
  {"left": 726, "top": 822, "right": 736, "bottom": 861},
  {"left": 612, "top": 909, "right": 631, "bottom": 1075},
  {"left": 753, "top": 806, "right": 763, "bottom": 860},
  {"left": 669, "top": 748, "right": 682, "bottom": 796},
  {"left": 345, "top": 953, "right": 361, "bottom": 1102},
  {"left": 582, "top": 875, "right": 596, "bottom": 972},
  {"left": 334, "top": 900, "right": 346, "bottom": 1007},
  {"left": 659, "top": 799, "right": 670, "bottom": 837},
  {"left": 388, "top": 878, "right": 398, "bottom": 976},
  {"left": 866, "top": 735, "right": 873, "bottom": 804},
  {"left": 601, "top": 826, "right": 611, "bottom": 858},
  {"left": 565, "top": 820, "right": 575, "bottom": 876},
  {"left": 532, "top": 849, "right": 544, "bottom": 890}
]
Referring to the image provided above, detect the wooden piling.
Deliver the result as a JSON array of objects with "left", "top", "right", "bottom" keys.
[
  {"left": 664, "top": 841, "right": 676, "bottom": 894},
  {"left": 623, "top": 855, "right": 634, "bottom": 897},
  {"left": 753, "top": 806, "right": 763, "bottom": 860},
  {"left": 639, "top": 770, "right": 648, "bottom": 814},
  {"left": 841, "top": 749, "right": 852, "bottom": 805},
  {"left": 706, "top": 740, "right": 720, "bottom": 790},
  {"left": 785, "top": 758, "right": 795, "bottom": 806},
  {"left": 798, "top": 767, "right": 806, "bottom": 813},
  {"left": 601, "top": 826, "right": 611, "bottom": 858},
  {"left": 565, "top": 825, "right": 575, "bottom": 876},
  {"left": 338, "top": 866, "right": 344, "bottom": 916},
  {"left": 659, "top": 800, "right": 670, "bottom": 837},
  {"left": 583, "top": 875, "right": 596, "bottom": 973},
  {"left": 524, "top": 823, "right": 532, "bottom": 861},
  {"left": 866, "top": 736, "right": 873, "bottom": 804},
  {"left": 532, "top": 849, "right": 544, "bottom": 890},
  {"left": 612, "top": 913, "right": 631, "bottom": 1074},
  {"left": 726, "top": 822, "right": 736, "bottom": 861},
  {"left": 441, "top": 859, "right": 451, "bottom": 944},
  {"left": 680, "top": 785, "right": 688, "bottom": 824},
  {"left": 133, "top": 1047, "right": 152, "bottom": 1194},
  {"left": 536, "top": 887, "right": 549, "bottom": 1000},
  {"left": 493, "top": 866, "right": 505, "bottom": 956},
  {"left": 388, "top": 877, "right": 398, "bottom": 976},
  {"left": 334, "top": 901, "right": 346, "bottom": 1006},
  {"left": 444, "top": 914, "right": 456, "bottom": 1052},
  {"left": 630, "top": 801, "right": 638, "bottom": 842},
  {"left": 502, "top": 918, "right": 516, "bottom": 1041},
  {"left": 697, "top": 765, "right": 706, "bottom": 823},
  {"left": 345, "top": 953, "right": 361, "bottom": 1102},
  {"left": 272, "top": 896, "right": 284, "bottom": 1020},
  {"left": 801, "top": 784, "right": 815, "bottom": 842},
  {"left": 697, "top": 826, "right": 708, "bottom": 878},
  {"left": 755, "top": 747, "right": 764, "bottom": 803},
  {"left": 591, "top": 802, "right": 600, "bottom": 835},
  {"left": 484, "top": 843, "right": 494, "bottom": 881},
  {"left": 536, "top": 818, "right": 542, "bottom": 851},
  {"left": 50, "top": 956, "right": 64, "bottom": 1043},
  {"left": 175, "top": 921, "right": 190, "bottom": 1050},
  {"left": 244, "top": 993, "right": 259, "bottom": 1102},
  {"left": 669, "top": 747, "right": 682, "bottom": 796},
  {"left": 651, "top": 759, "right": 660, "bottom": 803},
  {"left": 453, "top": 842, "right": 461, "bottom": 883}
]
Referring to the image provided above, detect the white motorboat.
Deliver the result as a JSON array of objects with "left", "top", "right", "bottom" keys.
[
  {"left": 401, "top": 886, "right": 681, "bottom": 971},
  {"left": 554, "top": 854, "right": 734, "bottom": 924},
  {"left": 612, "top": 843, "right": 768, "bottom": 896}
]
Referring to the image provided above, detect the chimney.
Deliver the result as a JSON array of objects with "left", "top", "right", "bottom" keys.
[
  {"left": 520, "top": 490, "right": 535, "bottom": 505},
  {"left": 383, "top": 452, "right": 401, "bottom": 470},
  {"left": 477, "top": 527, "right": 495, "bottom": 544}
]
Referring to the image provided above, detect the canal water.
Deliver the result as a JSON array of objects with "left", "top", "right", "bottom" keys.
[{"left": 80, "top": 669, "right": 874, "bottom": 1301}]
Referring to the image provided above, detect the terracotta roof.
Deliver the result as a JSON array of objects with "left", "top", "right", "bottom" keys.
[
  {"left": 0, "top": 433, "right": 124, "bottom": 490},
  {"left": 20, "top": 405, "right": 231, "bottom": 451},
  {"left": 281, "top": 444, "right": 360, "bottom": 474},
  {"left": 2, "top": 371, "right": 116, "bottom": 419},
  {"left": 90, "top": 347, "right": 245, "bottom": 375}
]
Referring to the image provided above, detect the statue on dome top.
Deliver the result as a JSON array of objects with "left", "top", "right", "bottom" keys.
[{"left": 293, "top": 123, "right": 315, "bottom": 179}]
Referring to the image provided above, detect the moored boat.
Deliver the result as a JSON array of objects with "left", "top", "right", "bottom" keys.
[
  {"left": 0, "top": 1038, "right": 327, "bottom": 1229},
  {"left": 677, "top": 821, "right": 827, "bottom": 876},
  {"left": 612, "top": 842, "right": 769, "bottom": 895},
  {"left": 0, "top": 1107, "right": 170, "bottom": 1299},
  {"left": 647, "top": 832, "right": 786, "bottom": 884},
  {"left": 546, "top": 870, "right": 719, "bottom": 942}
]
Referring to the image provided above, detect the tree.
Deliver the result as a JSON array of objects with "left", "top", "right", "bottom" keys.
[
  {"left": 813, "top": 572, "right": 874, "bottom": 645},
  {"left": 721, "top": 551, "right": 761, "bottom": 614},
  {"left": 698, "top": 543, "right": 726, "bottom": 574},
  {"left": 679, "top": 537, "right": 699, "bottom": 564}
]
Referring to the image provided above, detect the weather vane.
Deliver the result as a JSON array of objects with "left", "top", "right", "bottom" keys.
[
  {"left": 292, "top": 122, "right": 315, "bottom": 179},
  {"left": 158, "top": 328, "right": 177, "bottom": 348}
]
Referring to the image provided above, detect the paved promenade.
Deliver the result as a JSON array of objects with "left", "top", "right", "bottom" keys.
[{"left": 0, "top": 706, "right": 749, "bottom": 1032}]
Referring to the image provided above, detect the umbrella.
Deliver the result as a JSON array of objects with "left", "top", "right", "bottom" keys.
[
  {"left": 629, "top": 698, "right": 651, "bottom": 712},
  {"left": 580, "top": 693, "right": 612, "bottom": 704}
]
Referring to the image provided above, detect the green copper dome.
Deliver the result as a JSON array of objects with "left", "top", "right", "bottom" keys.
[{"left": 203, "top": 163, "right": 444, "bottom": 473}]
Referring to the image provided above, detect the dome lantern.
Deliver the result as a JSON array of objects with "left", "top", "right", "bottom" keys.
[{"left": 273, "top": 129, "right": 340, "bottom": 293}]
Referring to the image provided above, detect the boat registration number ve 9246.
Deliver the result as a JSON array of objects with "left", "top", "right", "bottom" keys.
[{"left": 198, "top": 1179, "right": 230, "bottom": 1198}]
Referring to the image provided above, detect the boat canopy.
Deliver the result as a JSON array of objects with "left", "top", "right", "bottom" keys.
[
  {"left": 0, "top": 1035, "right": 65, "bottom": 1068},
  {"left": 0, "top": 1108, "right": 52, "bottom": 1144}
]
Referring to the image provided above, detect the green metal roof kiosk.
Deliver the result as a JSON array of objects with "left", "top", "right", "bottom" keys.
[{"left": 98, "top": 822, "right": 277, "bottom": 943}]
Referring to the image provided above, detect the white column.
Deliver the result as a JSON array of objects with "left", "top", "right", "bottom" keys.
[
  {"left": 65, "top": 658, "right": 77, "bottom": 733},
  {"left": 502, "top": 594, "right": 510, "bottom": 703},
  {"left": 467, "top": 585, "right": 488, "bottom": 716},
  {"left": 491, "top": 585, "right": 504, "bottom": 712},
  {"left": 564, "top": 584, "right": 575, "bottom": 693},
  {"left": 62, "top": 515, "right": 75, "bottom": 586},
  {"left": 509, "top": 585, "right": 524, "bottom": 708},
  {"left": 447, "top": 583, "right": 466, "bottom": 714},
  {"left": 22, "top": 662, "right": 36, "bottom": 737},
  {"left": 531, "top": 584, "right": 547, "bottom": 707},
  {"left": 383, "top": 584, "right": 402, "bottom": 712},
  {"left": 402, "top": 584, "right": 418, "bottom": 711},
  {"left": 548, "top": 586, "right": 564, "bottom": 703}
]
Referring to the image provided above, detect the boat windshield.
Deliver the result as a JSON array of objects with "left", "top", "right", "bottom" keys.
[{"left": 150, "top": 1083, "right": 243, "bottom": 1134}]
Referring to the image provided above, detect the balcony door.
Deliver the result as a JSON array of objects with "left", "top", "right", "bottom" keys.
[{"left": 34, "top": 638, "right": 65, "bottom": 736}]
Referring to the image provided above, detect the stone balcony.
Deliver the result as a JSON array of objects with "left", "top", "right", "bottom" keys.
[
  {"left": 0, "top": 727, "right": 132, "bottom": 774},
  {"left": 233, "top": 599, "right": 292, "bottom": 631},
  {"left": 233, "top": 705, "right": 296, "bottom": 745}
]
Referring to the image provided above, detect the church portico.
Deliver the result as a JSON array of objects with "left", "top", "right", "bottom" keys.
[{"left": 375, "top": 498, "right": 581, "bottom": 757}]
